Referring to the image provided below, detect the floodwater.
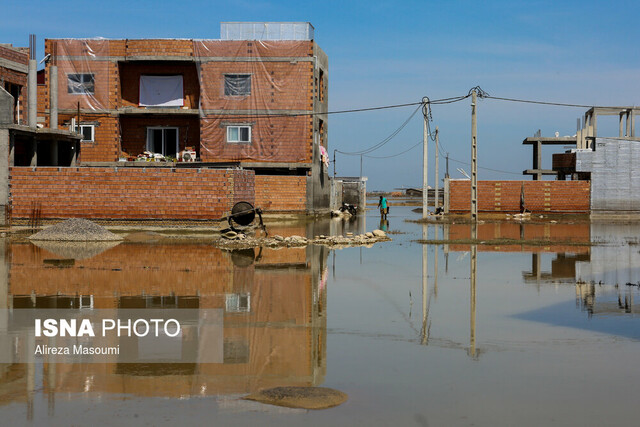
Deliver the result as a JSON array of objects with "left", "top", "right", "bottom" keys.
[{"left": 1, "top": 204, "right": 640, "bottom": 426}]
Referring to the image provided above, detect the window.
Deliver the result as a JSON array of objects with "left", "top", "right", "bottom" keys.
[
  {"left": 67, "top": 73, "right": 95, "bottom": 94},
  {"left": 225, "top": 294, "right": 250, "bottom": 313},
  {"left": 147, "top": 127, "right": 179, "bottom": 157},
  {"left": 74, "top": 124, "right": 95, "bottom": 142},
  {"left": 227, "top": 125, "right": 251, "bottom": 143},
  {"left": 139, "top": 75, "right": 184, "bottom": 107},
  {"left": 224, "top": 74, "right": 251, "bottom": 96}
]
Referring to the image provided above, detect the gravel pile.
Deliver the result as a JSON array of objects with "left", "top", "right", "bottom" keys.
[{"left": 29, "top": 218, "right": 123, "bottom": 242}]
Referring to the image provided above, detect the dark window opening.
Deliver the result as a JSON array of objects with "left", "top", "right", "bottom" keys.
[
  {"left": 224, "top": 74, "right": 251, "bottom": 96},
  {"left": 67, "top": 73, "right": 95, "bottom": 95}
]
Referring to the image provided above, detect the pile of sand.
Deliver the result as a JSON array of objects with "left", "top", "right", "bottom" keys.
[{"left": 29, "top": 218, "right": 123, "bottom": 242}]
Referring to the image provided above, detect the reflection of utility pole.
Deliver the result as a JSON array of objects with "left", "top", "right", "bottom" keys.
[
  {"left": 27, "top": 331, "right": 35, "bottom": 420},
  {"left": 434, "top": 224, "right": 439, "bottom": 298},
  {"left": 435, "top": 126, "right": 439, "bottom": 210},
  {"left": 469, "top": 242, "right": 477, "bottom": 358},
  {"left": 421, "top": 224, "right": 429, "bottom": 345}
]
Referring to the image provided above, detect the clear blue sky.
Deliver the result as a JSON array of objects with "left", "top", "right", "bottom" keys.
[{"left": 4, "top": 0, "right": 640, "bottom": 190}]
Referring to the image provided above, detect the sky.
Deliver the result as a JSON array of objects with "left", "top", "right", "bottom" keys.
[{"left": 3, "top": 0, "right": 640, "bottom": 190}]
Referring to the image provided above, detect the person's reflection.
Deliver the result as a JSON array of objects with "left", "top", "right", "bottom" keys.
[{"left": 379, "top": 218, "right": 389, "bottom": 232}]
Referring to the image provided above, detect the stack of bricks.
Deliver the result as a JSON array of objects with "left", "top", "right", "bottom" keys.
[
  {"left": 448, "top": 180, "right": 590, "bottom": 213},
  {"left": 254, "top": 175, "right": 307, "bottom": 211},
  {"left": 9, "top": 167, "right": 255, "bottom": 220}
]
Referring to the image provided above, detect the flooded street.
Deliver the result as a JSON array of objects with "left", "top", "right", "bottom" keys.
[{"left": 1, "top": 203, "right": 640, "bottom": 426}]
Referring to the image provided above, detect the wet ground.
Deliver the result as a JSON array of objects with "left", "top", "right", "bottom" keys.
[{"left": 1, "top": 202, "right": 639, "bottom": 426}]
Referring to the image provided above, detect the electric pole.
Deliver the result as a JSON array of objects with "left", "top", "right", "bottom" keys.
[
  {"left": 422, "top": 98, "right": 429, "bottom": 219},
  {"left": 470, "top": 89, "right": 478, "bottom": 223}
]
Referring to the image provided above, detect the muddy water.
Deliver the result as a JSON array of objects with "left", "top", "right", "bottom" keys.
[{"left": 1, "top": 205, "right": 640, "bottom": 426}]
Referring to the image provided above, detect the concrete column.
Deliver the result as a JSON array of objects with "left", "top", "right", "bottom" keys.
[
  {"left": 443, "top": 177, "right": 450, "bottom": 214},
  {"left": 28, "top": 59, "right": 37, "bottom": 129},
  {"left": 50, "top": 65, "right": 58, "bottom": 129},
  {"left": 30, "top": 139, "right": 37, "bottom": 167},
  {"left": 626, "top": 111, "right": 631, "bottom": 137},
  {"left": 70, "top": 142, "right": 77, "bottom": 166},
  {"left": 0, "top": 129, "right": 8, "bottom": 226},
  {"left": 51, "top": 139, "right": 58, "bottom": 166},
  {"left": 533, "top": 140, "right": 541, "bottom": 180},
  {"left": 620, "top": 113, "right": 624, "bottom": 137}
]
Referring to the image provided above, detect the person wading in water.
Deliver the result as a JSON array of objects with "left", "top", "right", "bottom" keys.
[{"left": 378, "top": 196, "right": 389, "bottom": 219}]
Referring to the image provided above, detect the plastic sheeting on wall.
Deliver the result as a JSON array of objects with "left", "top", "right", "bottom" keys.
[
  {"left": 139, "top": 75, "right": 184, "bottom": 107},
  {"left": 576, "top": 138, "right": 640, "bottom": 211},
  {"left": 193, "top": 40, "right": 314, "bottom": 162},
  {"left": 54, "top": 39, "right": 112, "bottom": 111}
]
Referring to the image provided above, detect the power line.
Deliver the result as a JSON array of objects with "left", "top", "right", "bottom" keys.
[
  {"left": 363, "top": 140, "right": 423, "bottom": 159},
  {"left": 484, "top": 95, "right": 596, "bottom": 109},
  {"left": 336, "top": 104, "right": 422, "bottom": 155},
  {"left": 448, "top": 157, "right": 521, "bottom": 176}
]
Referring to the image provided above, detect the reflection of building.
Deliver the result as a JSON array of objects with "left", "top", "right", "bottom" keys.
[{"left": 0, "top": 238, "right": 329, "bottom": 409}]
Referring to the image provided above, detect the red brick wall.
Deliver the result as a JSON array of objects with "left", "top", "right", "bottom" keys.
[
  {"left": 125, "top": 39, "right": 194, "bottom": 57},
  {"left": 255, "top": 175, "right": 307, "bottom": 211},
  {"left": 448, "top": 180, "right": 590, "bottom": 213},
  {"left": 9, "top": 167, "right": 255, "bottom": 220},
  {"left": 0, "top": 45, "right": 28, "bottom": 124},
  {"left": 200, "top": 115, "right": 312, "bottom": 163}
]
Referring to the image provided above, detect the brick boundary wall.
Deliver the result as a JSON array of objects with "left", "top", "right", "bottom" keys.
[
  {"left": 255, "top": 175, "right": 307, "bottom": 212},
  {"left": 449, "top": 180, "right": 590, "bottom": 213},
  {"left": 9, "top": 167, "right": 255, "bottom": 220}
]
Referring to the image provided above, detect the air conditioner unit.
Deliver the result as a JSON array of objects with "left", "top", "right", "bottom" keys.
[{"left": 178, "top": 150, "right": 197, "bottom": 162}]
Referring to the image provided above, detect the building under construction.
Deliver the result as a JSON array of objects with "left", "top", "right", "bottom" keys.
[
  {"left": 0, "top": 23, "right": 330, "bottom": 223},
  {"left": 445, "top": 106, "right": 640, "bottom": 216}
]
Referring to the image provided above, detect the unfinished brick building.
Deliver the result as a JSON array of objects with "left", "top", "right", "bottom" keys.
[
  {"left": 0, "top": 43, "right": 28, "bottom": 124},
  {"left": 33, "top": 22, "right": 329, "bottom": 214}
]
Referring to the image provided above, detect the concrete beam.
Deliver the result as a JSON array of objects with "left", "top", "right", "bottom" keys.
[{"left": 0, "top": 57, "right": 28, "bottom": 74}]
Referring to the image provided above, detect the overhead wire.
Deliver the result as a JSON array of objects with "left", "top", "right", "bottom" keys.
[
  {"left": 336, "top": 104, "right": 422, "bottom": 155},
  {"left": 363, "top": 140, "right": 423, "bottom": 159}
]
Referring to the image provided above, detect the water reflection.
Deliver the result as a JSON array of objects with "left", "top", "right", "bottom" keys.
[
  {"left": 0, "top": 239, "right": 329, "bottom": 416},
  {"left": 439, "top": 220, "right": 640, "bottom": 326}
]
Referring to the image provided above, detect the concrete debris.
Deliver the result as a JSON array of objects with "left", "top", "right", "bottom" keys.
[
  {"left": 215, "top": 231, "right": 391, "bottom": 249},
  {"left": 29, "top": 218, "right": 123, "bottom": 242}
]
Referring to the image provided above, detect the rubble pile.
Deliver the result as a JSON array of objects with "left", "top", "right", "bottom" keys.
[{"left": 216, "top": 229, "right": 390, "bottom": 248}]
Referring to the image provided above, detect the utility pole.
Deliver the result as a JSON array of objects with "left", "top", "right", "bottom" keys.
[
  {"left": 360, "top": 154, "right": 363, "bottom": 178},
  {"left": 435, "top": 126, "right": 439, "bottom": 210},
  {"left": 446, "top": 153, "right": 450, "bottom": 178},
  {"left": 333, "top": 149, "right": 337, "bottom": 178},
  {"left": 422, "top": 98, "right": 429, "bottom": 219},
  {"left": 470, "top": 89, "right": 478, "bottom": 223}
]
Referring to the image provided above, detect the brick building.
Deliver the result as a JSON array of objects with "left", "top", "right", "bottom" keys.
[
  {"left": 35, "top": 22, "right": 330, "bottom": 213},
  {"left": 0, "top": 43, "right": 28, "bottom": 124}
]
